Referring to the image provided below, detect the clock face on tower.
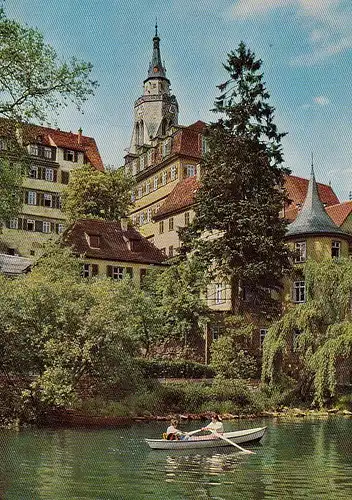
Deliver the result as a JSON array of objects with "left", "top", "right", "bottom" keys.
[{"left": 153, "top": 66, "right": 159, "bottom": 73}]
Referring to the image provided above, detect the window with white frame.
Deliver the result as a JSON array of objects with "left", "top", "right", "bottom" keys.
[
  {"left": 168, "top": 217, "right": 174, "bottom": 231},
  {"left": 138, "top": 186, "right": 143, "bottom": 198},
  {"left": 162, "top": 171, "right": 167, "bottom": 185},
  {"left": 147, "top": 208, "right": 152, "bottom": 222},
  {"left": 211, "top": 325, "right": 224, "bottom": 341},
  {"left": 153, "top": 176, "right": 158, "bottom": 191},
  {"left": 184, "top": 212, "right": 190, "bottom": 226},
  {"left": 9, "top": 218, "right": 18, "bottom": 229},
  {"left": 162, "top": 139, "right": 171, "bottom": 157},
  {"left": 64, "top": 149, "right": 75, "bottom": 162},
  {"left": 139, "top": 212, "right": 145, "bottom": 225},
  {"left": 132, "top": 215, "right": 137, "bottom": 226},
  {"left": 147, "top": 149, "right": 153, "bottom": 166},
  {"left": 131, "top": 191, "right": 135, "bottom": 202},
  {"left": 139, "top": 155, "right": 145, "bottom": 171},
  {"left": 45, "top": 168, "right": 54, "bottom": 182},
  {"left": 43, "top": 147, "right": 52, "bottom": 159},
  {"left": 170, "top": 165, "right": 177, "bottom": 180},
  {"left": 42, "top": 221, "right": 51, "bottom": 233},
  {"left": 159, "top": 220, "right": 164, "bottom": 234},
  {"left": 30, "top": 144, "right": 39, "bottom": 156},
  {"left": 83, "top": 263, "right": 91, "bottom": 278},
  {"left": 112, "top": 267, "right": 124, "bottom": 280},
  {"left": 145, "top": 181, "right": 150, "bottom": 194},
  {"left": 28, "top": 191, "right": 37, "bottom": 205},
  {"left": 186, "top": 164, "right": 196, "bottom": 177},
  {"left": 260, "top": 329, "right": 268, "bottom": 349},
  {"left": 201, "top": 135, "right": 208, "bottom": 154},
  {"left": 44, "top": 193, "right": 52, "bottom": 207},
  {"left": 295, "top": 241, "right": 306, "bottom": 263},
  {"left": 332, "top": 240, "right": 341, "bottom": 258},
  {"left": 292, "top": 281, "right": 306, "bottom": 303},
  {"left": 30, "top": 166, "right": 38, "bottom": 179},
  {"left": 215, "top": 283, "right": 224, "bottom": 304},
  {"left": 57, "top": 223, "right": 64, "bottom": 233}
]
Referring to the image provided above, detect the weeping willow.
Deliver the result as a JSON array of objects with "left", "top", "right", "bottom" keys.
[{"left": 262, "top": 258, "right": 352, "bottom": 406}]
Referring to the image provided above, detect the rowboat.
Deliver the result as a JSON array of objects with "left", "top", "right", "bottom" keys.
[{"left": 145, "top": 426, "right": 267, "bottom": 450}]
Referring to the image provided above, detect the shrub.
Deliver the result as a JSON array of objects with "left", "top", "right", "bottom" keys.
[{"left": 136, "top": 358, "right": 215, "bottom": 379}]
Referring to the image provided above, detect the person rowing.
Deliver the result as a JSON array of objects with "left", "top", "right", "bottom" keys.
[{"left": 201, "top": 414, "right": 224, "bottom": 434}]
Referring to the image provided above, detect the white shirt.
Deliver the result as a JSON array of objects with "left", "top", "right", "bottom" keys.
[
  {"left": 166, "top": 425, "right": 180, "bottom": 435},
  {"left": 204, "top": 420, "right": 224, "bottom": 433}
]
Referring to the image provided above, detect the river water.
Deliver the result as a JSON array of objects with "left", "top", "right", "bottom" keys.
[{"left": 1, "top": 417, "right": 351, "bottom": 499}]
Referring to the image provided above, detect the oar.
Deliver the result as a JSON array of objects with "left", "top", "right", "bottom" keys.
[
  {"left": 185, "top": 427, "right": 204, "bottom": 437},
  {"left": 209, "top": 429, "right": 255, "bottom": 454}
]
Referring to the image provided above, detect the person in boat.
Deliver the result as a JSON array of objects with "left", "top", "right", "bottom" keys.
[
  {"left": 165, "top": 419, "right": 184, "bottom": 440},
  {"left": 201, "top": 414, "right": 224, "bottom": 434}
]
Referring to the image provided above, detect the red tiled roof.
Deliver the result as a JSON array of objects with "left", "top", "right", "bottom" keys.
[
  {"left": 23, "top": 123, "right": 104, "bottom": 171},
  {"left": 154, "top": 176, "right": 199, "bottom": 220},
  {"left": 284, "top": 175, "right": 339, "bottom": 209},
  {"left": 326, "top": 201, "right": 352, "bottom": 226},
  {"left": 153, "top": 172, "right": 339, "bottom": 221},
  {"left": 63, "top": 219, "right": 166, "bottom": 264},
  {"left": 186, "top": 120, "right": 207, "bottom": 132}
]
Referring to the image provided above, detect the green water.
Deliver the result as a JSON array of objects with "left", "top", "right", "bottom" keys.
[{"left": 1, "top": 417, "right": 351, "bottom": 499}]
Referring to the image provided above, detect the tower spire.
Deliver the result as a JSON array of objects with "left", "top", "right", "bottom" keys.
[{"left": 146, "top": 23, "right": 168, "bottom": 81}]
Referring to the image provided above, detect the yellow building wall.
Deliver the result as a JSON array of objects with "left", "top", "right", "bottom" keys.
[{"left": 153, "top": 210, "right": 195, "bottom": 255}]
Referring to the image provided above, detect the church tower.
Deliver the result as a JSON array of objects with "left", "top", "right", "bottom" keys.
[{"left": 129, "top": 24, "right": 179, "bottom": 153}]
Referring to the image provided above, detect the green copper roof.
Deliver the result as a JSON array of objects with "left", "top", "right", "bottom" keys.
[
  {"left": 286, "top": 167, "right": 349, "bottom": 239},
  {"left": 145, "top": 23, "right": 168, "bottom": 82}
]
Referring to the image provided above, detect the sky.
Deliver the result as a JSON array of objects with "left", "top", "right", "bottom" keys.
[{"left": 4, "top": 0, "right": 352, "bottom": 201}]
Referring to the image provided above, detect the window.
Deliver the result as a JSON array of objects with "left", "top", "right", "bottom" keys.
[
  {"left": 139, "top": 155, "right": 145, "bottom": 171},
  {"left": 201, "top": 136, "right": 208, "bottom": 154},
  {"left": 153, "top": 176, "right": 158, "bottom": 191},
  {"left": 211, "top": 325, "right": 224, "bottom": 341},
  {"left": 147, "top": 208, "right": 152, "bottom": 223},
  {"left": 215, "top": 283, "right": 224, "bottom": 304},
  {"left": 186, "top": 164, "right": 196, "bottom": 177},
  {"left": 147, "top": 149, "right": 153, "bottom": 166},
  {"left": 28, "top": 191, "right": 37, "bottom": 205},
  {"left": 184, "top": 212, "right": 190, "bottom": 226},
  {"left": 30, "top": 144, "right": 39, "bottom": 156},
  {"left": 45, "top": 168, "right": 54, "bottom": 182},
  {"left": 131, "top": 191, "right": 136, "bottom": 202},
  {"left": 162, "top": 139, "right": 171, "bottom": 157},
  {"left": 260, "top": 329, "right": 268, "bottom": 349},
  {"left": 42, "top": 221, "right": 51, "bottom": 233},
  {"left": 64, "top": 149, "right": 76, "bottom": 162},
  {"left": 88, "top": 234, "right": 100, "bottom": 248},
  {"left": 162, "top": 171, "right": 167, "bottom": 185},
  {"left": 132, "top": 215, "right": 137, "bottom": 226},
  {"left": 61, "top": 171, "right": 70, "bottom": 184},
  {"left": 168, "top": 245, "right": 174, "bottom": 257},
  {"left": 27, "top": 219, "right": 35, "bottom": 231},
  {"left": 139, "top": 212, "right": 144, "bottom": 225},
  {"left": 9, "top": 218, "right": 18, "bottom": 229},
  {"left": 43, "top": 147, "right": 52, "bottom": 159},
  {"left": 145, "top": 181, "right": 150, "bottom": 194},
  {"left": 112, "top": 267, "right": 124, "bottom": 280},
  {"left": 293, "top": 281, "right": 306, "bottom": 303},
  {"left": 138, "top": 186, "right": 143, "bottom": 199},
  {"left": 168, "top": 217, "right": 174, "bottom": 231},
  {"left": 295, "top": 241, "right": 306, "bottom": 263},
  {"left": 57, "top": 224, "right": 64, "bottom": 234},
  {"left": 30, "top": 166, "right": 39, "bottom": 179},
  {"left": 44, "top": 193, "right": 52, "bottom": 207},
  {"left": 170, "top": 165, "right": 177, "bottom": 180},
  {"left": 83, "top": 263, "right": 99, "bottom": 278},
  {"left": 159, "top": 221, "right": 164, "bottom": 234},
  {"left": 332, "top": 240, "right": 341, "bottom": 258},
  {"left": 132, "top": 160, "right": 137, "bottom": 176}
]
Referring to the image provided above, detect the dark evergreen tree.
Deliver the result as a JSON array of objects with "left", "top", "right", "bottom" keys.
[{"left": 184, "top": 42, "right": 291, "bottom": 315}]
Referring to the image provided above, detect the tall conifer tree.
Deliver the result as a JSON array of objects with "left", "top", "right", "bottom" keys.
[{"left": 185, "top": 42, "right": 291, "bottom": 314}]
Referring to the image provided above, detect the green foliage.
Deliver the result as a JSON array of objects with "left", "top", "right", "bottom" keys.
[
  {"left": 136, "top": 358, "right": 215, "bottom": 379},
  {"left": 262, "top": 259, "right": 352, "bottom": 406},
  {"left": 183, "top": 42, "right": 291, "bottom": 314},
  {"left": 62, "top": 164, "right": 134, "bottom": 223},
  {"left": 144, "top": 258, "right": 209, "bottom": 348},
  {"left": 210, "top": 316, "right": 259, "bottom": 379},
  {"left": 0, "top": 8, "right": 98, "bottom": 122},
  {"left": 0, "top": 157, "right": 27, "bottom": 222}
]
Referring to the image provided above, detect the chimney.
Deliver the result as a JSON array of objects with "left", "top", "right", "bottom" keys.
[{"left": 78, "top": 127, "right": 82, "bottom": 145}]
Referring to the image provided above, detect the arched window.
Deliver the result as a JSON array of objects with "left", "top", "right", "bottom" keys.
[{"left": 139, "top": 120, "right": 144, "bottom": 145}]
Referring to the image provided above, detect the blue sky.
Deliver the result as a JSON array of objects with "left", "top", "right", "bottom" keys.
[{"left": 5, "top": 0, "right": 352, "bottom": 201}]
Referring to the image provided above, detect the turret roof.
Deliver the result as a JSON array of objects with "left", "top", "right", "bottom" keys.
[
  {"left": 285, "top": 167, "right": 350, "bottom": 239},
  {"left": 145, "top": 23, "right": 168, "bottom": 82}
]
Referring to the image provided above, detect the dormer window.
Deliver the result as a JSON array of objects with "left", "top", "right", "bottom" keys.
[
  {"left": 30, "top": 144, "right": 39, "bottom": 156},
  {"left": 86, "top": 233, "right": 100, "bottom": 248},
  {"left": 64, "top": 149, "right": 77, "bottom": 162}
]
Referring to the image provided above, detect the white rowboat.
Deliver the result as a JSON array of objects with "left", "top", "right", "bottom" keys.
[{"left": 145, "top": 426, "right": 267, "bottom": 450}]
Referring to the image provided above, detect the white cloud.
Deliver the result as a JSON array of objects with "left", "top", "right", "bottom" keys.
[
  {"left": 230, "top": 0, "right": 352, "bottom": 65},
  {"left": 314, "top": 95, "right": 330, "bottom": 105}
]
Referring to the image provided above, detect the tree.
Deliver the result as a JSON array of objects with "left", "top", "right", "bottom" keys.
[
  {"left": 0, "top": 8, "right": 98, "bottom": 122},
  {"left": 262, "top": 259, "right": 352, "bottom": 406},
  {"left": 0, "top": 7, "right": 98, "bottom": 223},
  {"left": 183, "top": 42, "right": 291, "bottom": 315},
  {"left": 62, "top": 164, "right": 134, "bottom": 223}
]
